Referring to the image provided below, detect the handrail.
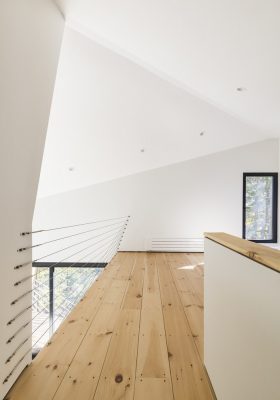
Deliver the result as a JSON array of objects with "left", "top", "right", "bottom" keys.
[{"left": 204, "top": 232, "right": 280, "bottom": 273}]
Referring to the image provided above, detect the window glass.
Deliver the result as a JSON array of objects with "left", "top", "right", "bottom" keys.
[{"left": 243, "top": 173, "right": 277, "bottom": 242}]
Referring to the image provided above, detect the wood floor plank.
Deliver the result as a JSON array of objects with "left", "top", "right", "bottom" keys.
[
  {"left": 122, "top": 253, "right": 145, "bottom": 310},
  {"left": 182, "top": 254, "right": 204, "bottom": 305},
  {"left": 161, "top": 304, "right": 214, "bottom": 400},
  {"left": 157, "top": 253, "right": 214, "bottom": 400},
  {"left": 92, "top": 309, "right": 141, "bottom": 400},
  {"left": 115, "top": 252, "right": 136, "bottom": 281},
  {"left": 166, "top": 253, "right": 204, "bottom": 360},
  {"left": 134, "top": 378, "right": 173, "bottom": 400},
  {"left": 52, "top": 283, "right": 130, "bottom": 400},
  {"left": 155, "top": 254, "right": 181, "bottom": 308},
  {"left": 134, "top": 253, "right": 173, "bottom": 400}
]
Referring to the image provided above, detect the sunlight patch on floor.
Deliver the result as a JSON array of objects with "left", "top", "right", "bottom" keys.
[{"left": 178, "top": 262, "right": 204, "bottom": 270}]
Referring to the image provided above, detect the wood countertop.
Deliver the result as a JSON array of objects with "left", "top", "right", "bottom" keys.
[{"left": 205, "top": 232, "right": 280, "bottom": 273}]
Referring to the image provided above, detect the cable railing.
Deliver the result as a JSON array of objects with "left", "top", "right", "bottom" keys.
[
  {"left": 3, "top": 215, "right": 130, "bottom": 385},
  {"left": 11, "top": 227, "right": 125, "bottom": 302}
]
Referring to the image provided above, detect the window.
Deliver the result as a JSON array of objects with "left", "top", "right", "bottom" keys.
[{"left": 243, "top": 173, "right": 278, "bottom": 243}]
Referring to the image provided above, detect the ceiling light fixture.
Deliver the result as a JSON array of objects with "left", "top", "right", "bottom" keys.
[
  {"left": 199, "top": 131, "right": 205, "bottom": 136},
  {"left": 236, "top": 87, "right": 246, "bottom": 92},
  {"left": 140, "top": 148, "right": 145, "bottom": 153}
]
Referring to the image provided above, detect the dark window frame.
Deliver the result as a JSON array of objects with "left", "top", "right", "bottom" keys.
[
  {"left": 31, "top": 262, "right": 106, "bottom": 358},
  {"left": 242, "top": 172, "right": 278, "bottom": 243}
]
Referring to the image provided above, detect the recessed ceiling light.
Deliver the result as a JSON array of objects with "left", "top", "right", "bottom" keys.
[{"left": 236, "top": 87, "right": 247, "bottom": 92}]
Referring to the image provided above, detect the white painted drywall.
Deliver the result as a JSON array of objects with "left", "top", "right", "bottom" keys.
[
  {"left": 37, "top": 27, "right": 270, "bottom": 198},
  {"left": 0, "top": 0, "right": 64, "bottom": 396},
  {"left": 204, "top": 238, "right": 280, "bottom": 399},
  {"left": 34, "top": 139, "right": 279, "bottom": 252}
]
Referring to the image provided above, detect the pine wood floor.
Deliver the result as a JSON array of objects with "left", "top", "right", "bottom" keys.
[{"left": 6, "top": 252, "right": 215, "bottom": 400}]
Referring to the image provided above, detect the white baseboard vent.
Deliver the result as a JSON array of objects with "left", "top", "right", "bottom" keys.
[{"left": 146, "top": 235, "right": 204, "bottom": 252}]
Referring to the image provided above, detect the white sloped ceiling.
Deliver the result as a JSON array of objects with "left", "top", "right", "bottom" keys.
[{"left": 38, "top": 20, "right": 275, "bottom": 197}]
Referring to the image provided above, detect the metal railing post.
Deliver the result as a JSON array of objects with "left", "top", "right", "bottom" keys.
[{"left": 49, "top": 267, "right": 54, "bottom": 337}]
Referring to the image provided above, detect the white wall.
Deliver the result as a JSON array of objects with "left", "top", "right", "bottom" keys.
[
  {"left": 204, "top": 238, "right": 280, "bottom": 399},
  {"left": 0, "top": 0, "right": 64, "bottom": 397},
  {"left": 34, "top": 139, "right": 279, "bottom": 251}
]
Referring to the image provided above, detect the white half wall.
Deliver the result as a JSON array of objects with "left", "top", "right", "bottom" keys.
[
  {"left": 34, "top": 139, "right": 279, "bottom": 251},
  {"left": 0, "top": 0, "right": 64, "bottom": 396},
  {"left": 204, "top": 238, "right": 280, "bottom": 399}
]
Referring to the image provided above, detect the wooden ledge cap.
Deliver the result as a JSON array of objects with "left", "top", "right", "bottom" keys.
[{"left": 204, "top": 232, "right": 280, "bottom": 273}]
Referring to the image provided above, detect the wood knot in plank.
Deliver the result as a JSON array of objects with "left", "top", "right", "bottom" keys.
[
  {"left": 248, "top": 251, "right": 256, "bottom": 260},
  {"left": 136, "top": 294, "right": 142, "bottom": 298},
  {"left": 115, "top": 374, "right": 123, "bottom": 383},
  {"left": 68, "top": 319, "right": 75, "bottom": 324}
]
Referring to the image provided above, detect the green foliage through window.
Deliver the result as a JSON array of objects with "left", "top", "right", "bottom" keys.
[{"left": 243, "top": 173, "right": 277, "bottom": 242}]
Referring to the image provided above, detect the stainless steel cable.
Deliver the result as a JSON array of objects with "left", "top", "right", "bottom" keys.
[
  {"left": 18, "top": 223, "right": 127, "bottom": 262},
  {"left": 18, "top": 220, "right": 126, "bottom": 251},
  {"left": 30, "top": 234, "right": 121, "bottom": 326},
  {"left": 14, "top": 225, "right": 126, "bottom": 288},
  {"left": 21, "top": 215, "right": 130, "bottom": 235},
  {"left": 7, "top": 229, "right": 124, "bottom": 328},
  {"left": 11, "top": 225, "right": 126, "bottom": 302}
]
